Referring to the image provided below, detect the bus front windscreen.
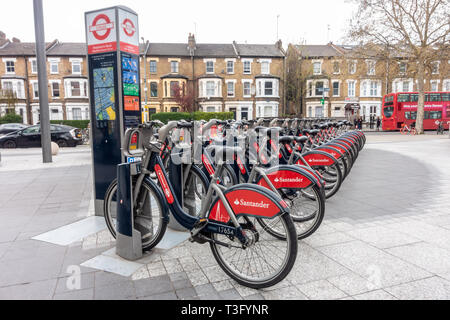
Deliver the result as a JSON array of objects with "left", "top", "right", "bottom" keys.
[{"left": 384, "top": 106, "right": 394, "bottom": 118}]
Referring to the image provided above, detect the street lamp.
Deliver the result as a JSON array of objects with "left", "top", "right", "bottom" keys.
[{"left": 141, "top": 37, "right": 148, "bottom": 122}]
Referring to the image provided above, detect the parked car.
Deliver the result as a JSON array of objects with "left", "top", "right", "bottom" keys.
[
  {"left": 0, "top": 124, "right": 82, "bottom": 149},
  {"left": 0, "top": 123, "right": 29, "bottom": 137}
]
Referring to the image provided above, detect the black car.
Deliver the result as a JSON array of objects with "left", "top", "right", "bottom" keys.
[
  {"left": 0, "top": 123, "right": 29, "bottom": 136},
  {"left": 0, "top": 124, "right": 82, "bottom": 148}
]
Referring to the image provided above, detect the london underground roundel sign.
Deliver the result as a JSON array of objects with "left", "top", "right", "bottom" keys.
[
  {"left": 90, "top": 14, "right": 114, "bottom": 41},
  {"left": 122, "top": 19, "right": 136, "bottom": 37}
]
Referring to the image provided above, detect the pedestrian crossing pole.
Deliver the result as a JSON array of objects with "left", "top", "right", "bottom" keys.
[{"left": 33, "top": 0, "right": 52, "bottom": 163}]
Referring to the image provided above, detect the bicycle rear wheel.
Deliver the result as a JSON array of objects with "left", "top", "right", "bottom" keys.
[{"left": 210, "top": 213, "right": 297, "bottom": 289}]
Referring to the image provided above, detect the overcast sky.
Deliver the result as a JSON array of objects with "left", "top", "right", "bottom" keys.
[{"left": 1, "top": 0, "right": 356, "bottom": 47}]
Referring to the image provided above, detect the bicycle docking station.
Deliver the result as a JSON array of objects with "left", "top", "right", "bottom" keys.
[{"left": 116, "top": 161, "right": 143, "bottom": 261}]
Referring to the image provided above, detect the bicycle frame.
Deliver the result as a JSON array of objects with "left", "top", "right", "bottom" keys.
[{"left": 135, "top": 139, "right": 289, "bottom": 246}]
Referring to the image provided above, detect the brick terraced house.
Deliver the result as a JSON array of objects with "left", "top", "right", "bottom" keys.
[{"left": 141, "top": 34, "right": 286, "bottom": 120}]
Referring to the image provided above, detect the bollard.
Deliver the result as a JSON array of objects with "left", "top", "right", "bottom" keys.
[{"left": 116, "top": 162, "right": 143, "bottom": 261}]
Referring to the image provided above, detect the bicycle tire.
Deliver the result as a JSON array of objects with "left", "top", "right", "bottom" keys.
[
  {"left": 104, "top": 178, "right": 168, "bottom": 252},
  {"left": 210, "top": 212, "right": 297, "bottom": 289}
]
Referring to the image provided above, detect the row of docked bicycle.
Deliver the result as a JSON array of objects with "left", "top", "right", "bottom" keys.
[{"left": 103, "top": 118, "right": 365, "bottom": 289}]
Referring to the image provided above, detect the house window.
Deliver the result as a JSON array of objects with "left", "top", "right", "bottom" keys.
[
  {"left": 431, "top": 81, "right": 438, "bottom": 92},
  {"left": 32, "top": 82, "right": 39, "bottom": 98},
  {"left": 333, "top": 61, "right": 340, "bottom": 74},
  {"left": 171, "top": 107, "right": 179, "bottom": 113},
  {"left": 71, "top": 82, "right": 81, "bottom": 96},
  {"left": 50, "top": 61, "right": 59, "bottom": 74},
  {"left": 243, "top": 82, "right": 251, "bottom": 97},
  {"left": 206, "top": 81, "right": 215, "bottom": 96},
  {"left": 308, "top": 82, "right": 313, "bottom": 97},
  {"left": 348, "top": 81, "right": 355, "bottom": 97},
  {"left": 31, "top": 60, "right": 38, "bottom": 74},
  {"left": 227, "top": 82, "right": 235, "bottom": 97},
  {"left": 313, "top": 62, "right": 321, "bottom": 75},
  {"left": 399, "top": 62, "right": 407, "bottom": 74},
  {"left": 243, "top": 61, "right": 251, "bottom": 74},
  {"left": 206, "top": 106, "right": 216, "bottom": 112},
  {"left": 170, "top": 61, "right": 179, "bottom": 73},
  {"left": 264, "top": 106, "right": 273, "bottom": 117},
  {"left": 206, "top": 61, "right": 214, "bottom": 73},
  {"left": 367, "top": 60, "right": 376, "bottom": 75},
  {"left": 72, "top": 61, "right": 82, "bottom": 74},
  {"left": 261, "top": 61, "right": 270, "bottom": 74},
  {"left": 50, "top": 109, "right": 59, "bottom": 121},
  {"left": 2, "top": 81, "right": 13, "bottom": 91},
  {"left": 402, "top": 81, "right": 410, "bottom": 92},
  {"left": 264, "top": 81, "right": 273, "bottom": 96},
  {"left": 444, "top": 81, "right": 450, "bottom": 92},
  {"left": 73, "top": 108, "right": 82, "bottom": 120},
  {"left": 362, "top": 82, "right": 368, "bottom": 96},
  {"left": 150, "top": 82, "right": 158, "bottom": 97},
  {"left": 348, "top": 61, "right": 356, "bottom": 74},
  {"left": 51, "top": 82, "right": 60, "bottom": 98},
  {"left": 370, "top": 81, "right": 378, "bottom": 96},
  {"left": 149, "top": 60, "right": 157, "bottom": 73},
  {"left": 333, "top": 82, "right": 339, "bottom": 96},
  {"left": 5, "top": 60, "right": 15, "bottom": 74},
  {"left": 315, "top": 81, "right": 324, "bottom": 96},
  {"left": 170, "top": 81, "right": 179, "bottom": 97},
  {"left": 432, "top": 62, "right": 439, "bottom": 74},
  {"left": 227, "top": 61, "right": 234, "bottom": 74}
]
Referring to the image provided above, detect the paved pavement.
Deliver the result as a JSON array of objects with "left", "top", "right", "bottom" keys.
[{"left": 0, "top": 133, "right": 449, "bottom": 300}]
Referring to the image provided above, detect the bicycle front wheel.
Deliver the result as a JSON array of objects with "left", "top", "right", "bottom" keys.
[
  {"left": 210, "top": 213, "right": 297, "bottom": 289},
  {"left": 104, "top": 178, "right": 168, "bottom": 251}
]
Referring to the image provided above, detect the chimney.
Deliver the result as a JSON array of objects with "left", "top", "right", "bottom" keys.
[
  {"left": 276, "top": 39, "right": 283, "bottom": 50},
  {"left": 188, "top": 33, "right": 196, "bottom": 50},
  {"left": 12, "top": 37, "right": 21, "bottom": 43}
]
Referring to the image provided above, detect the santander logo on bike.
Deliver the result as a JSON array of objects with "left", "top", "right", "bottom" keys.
[
  {"left": 233, "top": 199, "right": 270, "bottom": 209},
  {"left": 274, "top": 177, "right": 303, "bottom": 183}
]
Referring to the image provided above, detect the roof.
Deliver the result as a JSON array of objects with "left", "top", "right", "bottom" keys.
[
  {"left": 0, "top": 41, "right": 86, "bottom": 56},
  {"left": 0, "top": 40, "right": 285, "bottom": 59},
  {"left": 236, "top": 44, "right": 283, "bottom": 57},
  {"left": 295, "top": 44, "right": 343, "bottom": 58},
  {"left": 48, "top": 43, "right": 86, "bottom": 56}
]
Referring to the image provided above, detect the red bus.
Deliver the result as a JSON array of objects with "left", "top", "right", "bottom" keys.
[{"left": 382, "top": 92, "right": 450, "bottom": 131}]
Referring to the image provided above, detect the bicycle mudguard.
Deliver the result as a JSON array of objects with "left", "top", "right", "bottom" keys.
[
  {"left": 255, "top": 165, "right": 321, "bottom": 190},
  {"left": 315, "top": 146, "right": 344, "bottom": 160},
  {"left": 208, "top": 184, "right": 289, "bottom": 224},
  {"left": 301, "top": 150, "right": 338, "bottom": 167},
  {"left": 324, "top": 142, "right": 350, "bottom": 156}
]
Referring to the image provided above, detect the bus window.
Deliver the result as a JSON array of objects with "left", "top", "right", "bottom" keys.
[
  {"left": 425, "top": 94, "right": 430, "bottom": 102},
  {"left": 410, "top": 94, "right": 419, "bottom": 102},
  {"left": 385, "top": 95, "right": 394, "bottom": 103},
  {"left": 429, "top": 94, "right": 441, "bottom": 102},
  {"left": 442, "top": 93, "right": 450, "bottom": 102},
  {"left": 384, "top": 107, "right": 394, "bottom": 118},
  {"left": 447, "top": 107, "right": 450, "bottom": 118},
  {"left": 398, "top": 94, "right": 410, "bottom": 102},
  {"left": 410, "top": 112, "right": 417, "bottom": 120},
  {"left": 424, "top": 111, "right": 430, "bottom": 119},
  {"left": 405, "top": 112, "right": 410, "bottom": 119},
  {"left": 429, "top": 111, "right": 442, "bottom": 120}
]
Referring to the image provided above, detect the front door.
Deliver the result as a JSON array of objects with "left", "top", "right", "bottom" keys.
[
  {"left": 230, "top": 108, "right": 237, "bottom": 120},
  {"left": 240, "top": 107, "right": 249, "bottom": 120}
]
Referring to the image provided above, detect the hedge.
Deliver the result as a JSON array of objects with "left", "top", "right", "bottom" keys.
[
  {"left": 50, "top": 120, "right": 90, "bottom": 129},
  {"left": 150, "top": 112, "right": 234, "bottom": 124},
  {"left": 0, "top": 113, "right": 23, "bottom": 125}
]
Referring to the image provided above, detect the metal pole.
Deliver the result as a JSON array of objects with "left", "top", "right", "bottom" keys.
[{"left": 33, "top": 0, "right": 52, "bottom": 163}]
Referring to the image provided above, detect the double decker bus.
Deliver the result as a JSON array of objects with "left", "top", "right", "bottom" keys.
[{"left": 382, "top": 92, "right": 450, "bottom": 131}]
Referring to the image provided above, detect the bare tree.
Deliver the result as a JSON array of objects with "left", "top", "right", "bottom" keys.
[
  {"left": 286, "top": 44, "right": 313, "bottom": 116},
  {"left": 172, "top": 82, "right": 195, "bottom": 113},
  {"left": 347, "top": 0, "right": 450, "bottom": 134}
]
